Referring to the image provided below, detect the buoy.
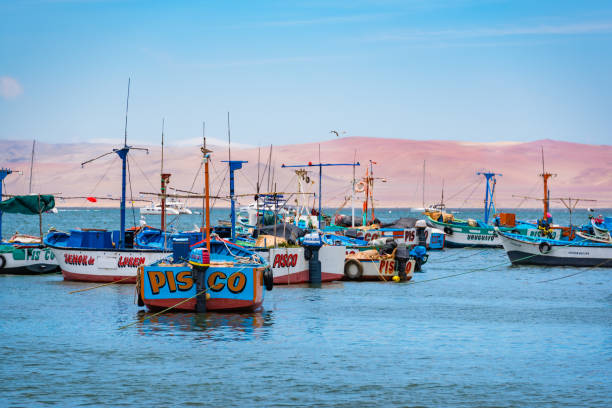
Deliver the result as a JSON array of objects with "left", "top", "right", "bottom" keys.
[
  {"left": 392, "top": 276, "right": 400, "bottom": 282},
  {"left": 206, "top": 293, "right": 211, "bottom": 300}
]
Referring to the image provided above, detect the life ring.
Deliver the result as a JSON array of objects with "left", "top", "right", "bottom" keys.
[
  {"left": 263, "top": 267, "right": 274, "bottom": 291},
  {"left": 443, "top": 226, "right": 453, "bottom": 236},
  {"left": 354, "top": 181, "right": 366, "bottom": 193},
  {"left": 344, "top": 259, "right": 363, "bottom": 280},
  {"left": 538, "top": 242, "right": 552, "bottom": 254},
  {"left": 304, "top": 247, "right": 313, "bottom": 261},
  {"left": 0, "top": 254, "right": 5, "bottom": 269}
]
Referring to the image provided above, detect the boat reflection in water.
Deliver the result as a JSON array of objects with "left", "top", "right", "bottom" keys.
[{"left": 136, "top": 310, "right": 274, "bottom": 341}]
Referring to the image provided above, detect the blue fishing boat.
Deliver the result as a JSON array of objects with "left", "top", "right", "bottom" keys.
[
  {"left": 137, "top": 239, "right": 273, "bottom": 312},
  {"left": 137, "top": 137, "right": 274, "bottom": 312}
]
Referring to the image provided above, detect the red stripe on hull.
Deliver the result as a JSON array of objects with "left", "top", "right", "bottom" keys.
[
  {"left": 62, "top": 269, "right": 136, "bottom": 283},
  {"left": 273, "top": 269, "right": 343, "bottom": 284},
  {"left": 144, "top": 297, "right": 262, "bottom": 312}
]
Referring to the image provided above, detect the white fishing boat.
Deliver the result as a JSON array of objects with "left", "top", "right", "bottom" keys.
[
  {"left": 255, "top": 245, "right": 345, "bottom": 284},
  {"left": 497, "top": 229, "right": 612, "bottom": 267}
]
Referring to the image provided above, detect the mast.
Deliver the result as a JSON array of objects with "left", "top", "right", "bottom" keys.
[
  {"left": 369, "top": 160, "right": 376, "bottom": 222},
  {"left": 29, "top": 140, "right": 35, "bottom": 194},
  {"left": 202, "top": 139, "right": 212, "bottom": 254},
  {"left": 351, "top": 150, "right": 356, "bottom": 227},
  {"left": 0, "top": 168, "right": 13, "bottom": 239},
  {"left": 201, "top": 122, "right": 208, "bottom": 239},
  {"left": 362, "top": 166, "right": 369, "bottom": 226},
  {"left": 80, "top": 78, "right": 148, "bottom": 249},
  {"left": 539, "top": 147, "right": 556, "bottom": 219},
  {"left": 160, "top": 119, "right": 171, "bottom": 234},
  {"left": 476, "top": 171, "right": 502, "bottom": 224},
  {"left": 282, "top": 160, "right": 359, "bottom": 228},
  {"left": 256, "top": 146, "right": 261, "bottom": 236},
  {"left": 119, "top": 78, "right": 130, "bottom": 248},
  {"left": 222, "top": 160, "right": 248, "bottom": 241}
]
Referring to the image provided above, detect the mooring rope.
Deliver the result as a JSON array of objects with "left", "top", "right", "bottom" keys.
[
  {"left": 69, "top": 276, "right": 133, "bottom": 294},
  {"left": 118, "top": 286, "right": 211, "bottom": 330},
  {"left": 536, "top": 258, "right": 611, "bottom": 283},
  {"left": 408, "top": 235, "right": 595, "bottom": 285},
  {"left": 429, "top": 247, "right": 491, "bottom": 264}
]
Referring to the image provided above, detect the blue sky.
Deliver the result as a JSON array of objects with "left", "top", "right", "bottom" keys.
[{"left": 1, "top": 0, "right": 611, "bottom": 147}]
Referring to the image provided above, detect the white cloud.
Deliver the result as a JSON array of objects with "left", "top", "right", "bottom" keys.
[
  {"left": 368, "top": 21, "right": 612, "bottom": 42},
  {"left": 0, "top": 76, "right": 23, "bottom": 100}
]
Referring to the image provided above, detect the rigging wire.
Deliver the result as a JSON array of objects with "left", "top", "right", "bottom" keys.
[
  {"left": 459, "top": 178, "right": 483, "bottom": 208},
  {"left": 87, "top": 155, "right": 118, "bottom": 198},
  {"left": 130, "top": 155, "right": 157, "bottom": 193},
  {"left": 127, "top": 157, "right": 137, "bottom": 227}
]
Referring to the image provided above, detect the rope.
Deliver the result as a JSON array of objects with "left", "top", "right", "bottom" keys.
[
  {"left": 69, "top": 276, "right": 133, "bottom": 294},
  {"left": 87, "top": 155, "right": 117, "bottom": 197},
  {"left": 430, "top": 247, "right": 491, "bottom": 264},
  {"left": 118, "top": 286, "right": 211, "bottom": 330},
  {"left": 130, "top": 155, "right": 157, "bottom": 193},
  {"left": 536, "top": 259, "right": 611, "bottom": 283},
  {"left": 127, "top": 157, "right": 137, "bottom": 227},
  {"left": 446, "top": 178, "right": 480, "bottom": 202},
  {"left": 459, "top": 178, "right": 483, "bottom": 208},
  {"left": 407, "top": 235, "right": 593, "bottom": 285}
]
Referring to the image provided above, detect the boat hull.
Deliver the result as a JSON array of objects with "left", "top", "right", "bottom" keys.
[
  {"left": 140, "top": 264, "right": 265, "bottom": 312},
  {"left": 256, "top": 246, "right": 345, "bottom": 284},
  {"left": 343, "top": 258, "right": 415, "bottom": 281},
  {"left": 48, "top": 246, "right": 171, "bottom": 283},
  {"left": 0, "top": 245, "right": 59, "bottom": 275},
  {"left": 498, "top": 232, "right": 612, "bottom": 267}
]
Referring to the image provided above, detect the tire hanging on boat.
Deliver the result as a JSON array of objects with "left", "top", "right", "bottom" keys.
[
  {"left": 344, "top": 259, "right": 363, "bottom": 280},
  {"left": 538, "top": 242, "right": 552, "bottom": 254},
  {"left": 263, "top": 267, "right": 274, "bottom": 291},
  {"left": 0, "top": 254, "right": 5, "bottom": 269},
  {"left": 443, "top": 226, "right": 453, "bottom": 236}
]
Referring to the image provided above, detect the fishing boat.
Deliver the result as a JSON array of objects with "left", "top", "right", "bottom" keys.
[
  {"left": 321, "top": 232, "right": 425, "bottom": 281},
  {"left": 140, "top": 202, "right": 180, "bottom": 215},
  {"left": 44, "top": 81, "right": 173, "bottom": 283},
  {"left": 0, "top": 187, "right": 59, "bottom": 275},
  {"left": 137, "top": 133, "right": 274, "bottom": 312},
  {"left": 425, "top": 172, "right": 542, "bottom": 247},
  {"left": 331, "top": 161, "right": 445, "bottom": 250},
  {"left": 496, "top": 229, "right": 612, "bottom": 267},
  {"left": 137, "top": 239, "right": 273, "bottom": 312}
]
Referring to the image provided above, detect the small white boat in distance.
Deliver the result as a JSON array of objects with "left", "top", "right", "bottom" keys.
[
  {"left": 140, "top": 197, "right": 192, "bottom": 215},
  {"left": 140, "top": 203, "right": 180, "bottom": 215}
]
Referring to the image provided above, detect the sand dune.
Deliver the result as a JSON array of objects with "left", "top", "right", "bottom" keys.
[{"left": 1, "top": 137, "right": 610, "bottom": 210}]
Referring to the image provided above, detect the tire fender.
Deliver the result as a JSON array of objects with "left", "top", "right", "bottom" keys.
[
  {"left": 344, "top": 259, "right": 363, "bottom": 280},
  {"left": 263, "top": 267, "right": 274, "bottom": 291},
  {"left": 538, "top": 242, "right": 552, "bottom": 254},
  {"left": 443, "top": 226, "right": 453, "bottom": 236},
  {"left": 0, "top": 254, "right": 5, "bottom": 269}
]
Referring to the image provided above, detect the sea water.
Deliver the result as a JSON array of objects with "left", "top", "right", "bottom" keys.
[{"left": 0, "top": 208, "right": 610, "bottom": 407}]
